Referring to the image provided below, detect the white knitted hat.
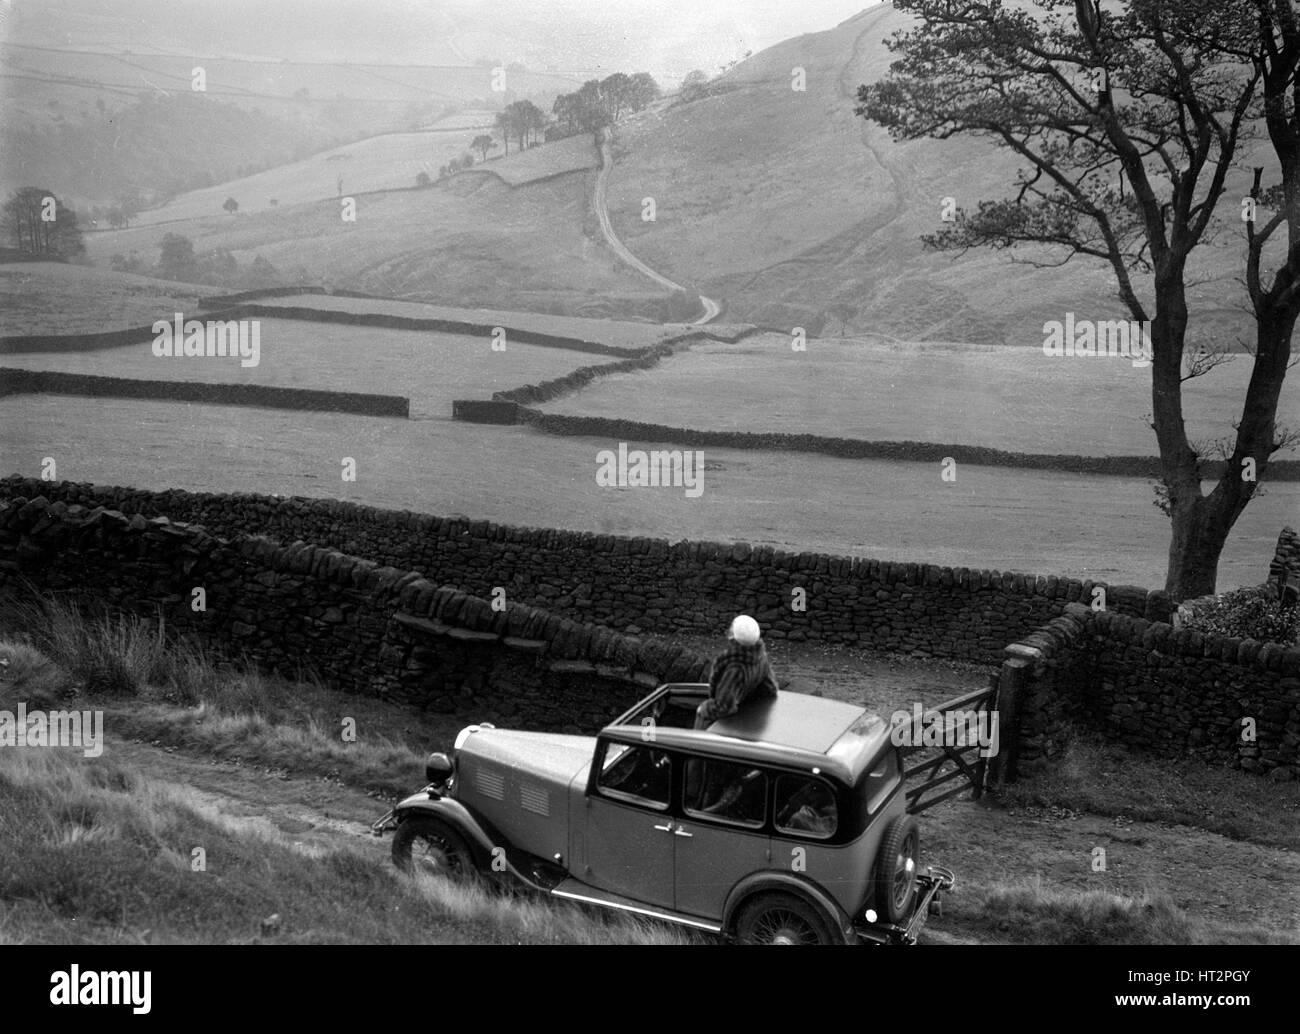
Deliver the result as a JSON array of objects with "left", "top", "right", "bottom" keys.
[{"left": 728, "top": 614, "right": 761, "bottom": 645}]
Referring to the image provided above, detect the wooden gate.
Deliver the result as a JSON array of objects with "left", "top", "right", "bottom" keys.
[{"left": 901, "top": 677, "right": 1000, "bottom": 813}]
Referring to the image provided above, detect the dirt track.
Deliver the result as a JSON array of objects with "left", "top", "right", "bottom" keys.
[{"left": 593, "top": 129, "right": 720, "bottom": 324}]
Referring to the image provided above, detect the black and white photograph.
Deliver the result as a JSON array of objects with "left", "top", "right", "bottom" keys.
[{"left": 0, "top": 0, "right": 1296, "bottom": 1014}]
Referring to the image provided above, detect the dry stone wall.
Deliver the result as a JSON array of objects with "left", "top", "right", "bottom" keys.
[
  {"left": 0, "top": 494, "right": 710, "bottom": 732},
  {"left": 5, "top": 480, "right": 1294, "bottom": 779},
  {"left": 0, "top": 478, "right": 1175, "bottom": 665},
  {"left": 0, "top": 368, "right": 410, "bottom": 417},
  {"left": 998, "top": 602, "right": 1300, "bottom": 779}
]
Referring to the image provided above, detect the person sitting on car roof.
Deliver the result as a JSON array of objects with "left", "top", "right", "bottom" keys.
[{"left": 694, "top": 614, "right": 779, "bottom": 730}]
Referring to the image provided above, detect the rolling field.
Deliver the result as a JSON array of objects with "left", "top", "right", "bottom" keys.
[
  {"left": 465, "top": 134, "right": 600, "bottom": 186},
  {"left": 0, "top": 263, "right": 224, "bottom": 335},
  {"left": 0, "top": 318, "right": 621, "bottom": 418},
  {"left": 236, "top": 291, "right": 698, "bottom": 347},
  {"left": 0, "top": 263, "right": 689, "bottom": 346},
  {"left": 81, "top": 170, "right": 668, "bottom": 319},
  {"left": 2, "top": 392, "right": 1294, "bottom": 592},
  {"left": 538, "top": 333, "right": 1300, "bottom": 458},
  {"left": 118, "top": 128, "right": 497, "bottom": 226},
  {"left": 96, "top": 128, "right": 596, "bottom": 233}
]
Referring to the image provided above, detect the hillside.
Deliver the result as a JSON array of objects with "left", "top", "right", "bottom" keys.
[
  {"left": 40, "top": 2, "right": 1274, "bottom": 344},
  {"left": 0, "top": 18, "right": 586, "bottom": 208},
  {"left": 603, "top": 5, "right": 1262, "bottom": 343},
  {"left": 0, "top": 88, "right": 330, "bottom": 210},
  {"left": 78, "top": 154, "right": 672, "bottom": 320}
]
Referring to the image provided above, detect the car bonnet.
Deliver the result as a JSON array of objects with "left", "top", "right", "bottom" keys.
[{"left": 462, "top": 728, "right": 597, "bottom": 785}]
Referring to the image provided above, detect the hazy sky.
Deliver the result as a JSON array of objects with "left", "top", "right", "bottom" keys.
[
  {"left": 6, "top": 0, "right": 885, "bottom": 80},
  {"left": 550, "top": 0, "right": 882, "bottom": 78}
]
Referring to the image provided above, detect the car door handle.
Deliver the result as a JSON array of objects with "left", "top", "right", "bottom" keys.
[
  {"left": 672, "top": 826, "right": 693, "bottom": 837},
  {"left": 653, "top": 822, "right": 674, "bottom": 832}
]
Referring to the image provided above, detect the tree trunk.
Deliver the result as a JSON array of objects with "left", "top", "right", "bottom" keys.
[
  {"left": 1161, "top": 302, "right": 1298, "bottom": 600},
  {"left": 1164, "top": 495, "right": 1231, "bottom": 600}
]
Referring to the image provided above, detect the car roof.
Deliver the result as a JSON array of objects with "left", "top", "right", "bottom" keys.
[
  {"left": 708, "top": 691, "right": 866, "bottom": 752},
  {"left": 602, "top": 690, "right": 893, "bottom": 785}
]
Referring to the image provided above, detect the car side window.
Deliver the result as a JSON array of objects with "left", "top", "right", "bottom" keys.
[
  {"left": 596, "top": 743, "right": 671, "bottom": 809},
  {"left": 683, "top": 759, "right": 766, "bottom": 828},
  {"left": 774, "top": 774, "right": 838, "bottom": 838}
]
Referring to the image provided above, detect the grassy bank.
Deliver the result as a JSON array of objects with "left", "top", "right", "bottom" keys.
[{"left": 0, "top": 595, "right": 691, "bottom": 945}]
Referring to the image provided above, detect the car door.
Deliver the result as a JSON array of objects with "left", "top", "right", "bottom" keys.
[
  {"left": 580, "top": 740, "right": 675, "bottom": 909},
  {"left": 673, "top": 757, "right": 771, "bottom": 919}
]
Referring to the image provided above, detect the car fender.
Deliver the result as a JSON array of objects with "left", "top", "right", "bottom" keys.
[
  {"left": 722, "top": 871, "right": 856, "bottom": 944},
  {"left": 393, "top": 794, "right": 502, "bottom": 872}
]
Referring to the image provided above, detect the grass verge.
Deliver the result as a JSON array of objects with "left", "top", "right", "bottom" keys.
[{"left": 999, "top": 737, "right": 1300, "bottom": 853}]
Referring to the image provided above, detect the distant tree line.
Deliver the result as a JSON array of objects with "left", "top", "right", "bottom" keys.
[
  {"left": 494, "top": 100, "right": 547, "bottom": 155},
  {"left": 89, "top": 190, "right": 145, "bottom": 230},
  {"left": 674, "top": 63, "right": 747, "bottom": 105},
  {"left": 109, "top": 231, "right": 289, "bottom": 288},
  {"left": 549, "top": 72, "right": 660, "bottom": 141}
]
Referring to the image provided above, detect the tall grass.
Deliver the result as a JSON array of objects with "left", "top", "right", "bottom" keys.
[
  {"left": 0, "top": 591, "right": 425, "bottom": 795},
  {"left": 3, "top": 593, "right": 188, "bottom": 698}
]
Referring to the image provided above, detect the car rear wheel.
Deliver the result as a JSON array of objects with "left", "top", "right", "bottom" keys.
[
  {"left": 734, "top": 892, "right": 837, "bottom": 945},
  {"left": 391, "top": 817, "right": 477, "bottom": 880},
  {"left": 875, "top": 813, "right": 920, "bottom": 924}
]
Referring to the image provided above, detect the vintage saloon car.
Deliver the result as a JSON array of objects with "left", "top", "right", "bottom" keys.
[{"left": 372, "top": 683, "right": 954, "bottom": 944}]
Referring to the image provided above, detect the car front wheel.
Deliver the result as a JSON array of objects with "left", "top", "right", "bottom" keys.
[
  {"left": 734, "top": 892, "right": 838, "bottom": 945},
  {"left": 391, "top": 816, "right": 477, "bottom": 880}
]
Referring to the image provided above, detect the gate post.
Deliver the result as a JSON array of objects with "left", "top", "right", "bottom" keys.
[{"left": 987, "top": 657, "right": 1031, "bottom": 787}]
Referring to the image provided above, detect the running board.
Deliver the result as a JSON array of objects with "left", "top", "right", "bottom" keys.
[{"left": 549, "top": 879, "right": 724, "bottom": 933}]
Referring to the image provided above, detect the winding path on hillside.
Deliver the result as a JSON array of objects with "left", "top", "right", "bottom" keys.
[
  {"left": 688, "top": 4, "right": 905, "bottom": 312},
  {"left": 593, "top": 130, "right": 721, "bottom": 325}
]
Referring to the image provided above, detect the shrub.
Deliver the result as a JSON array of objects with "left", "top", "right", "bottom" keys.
[
  {"left": 248, "top": 254, "right": 280, "bottom": 286},
  {"left": 658, "top": 288, "right": 702, "bottom": 322},
  {"left": 4, "top": 596, "right": 177, "bottom": 697},
  {"left": 1182, "top": 585, "right": 1300, "bottom": 645}
]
